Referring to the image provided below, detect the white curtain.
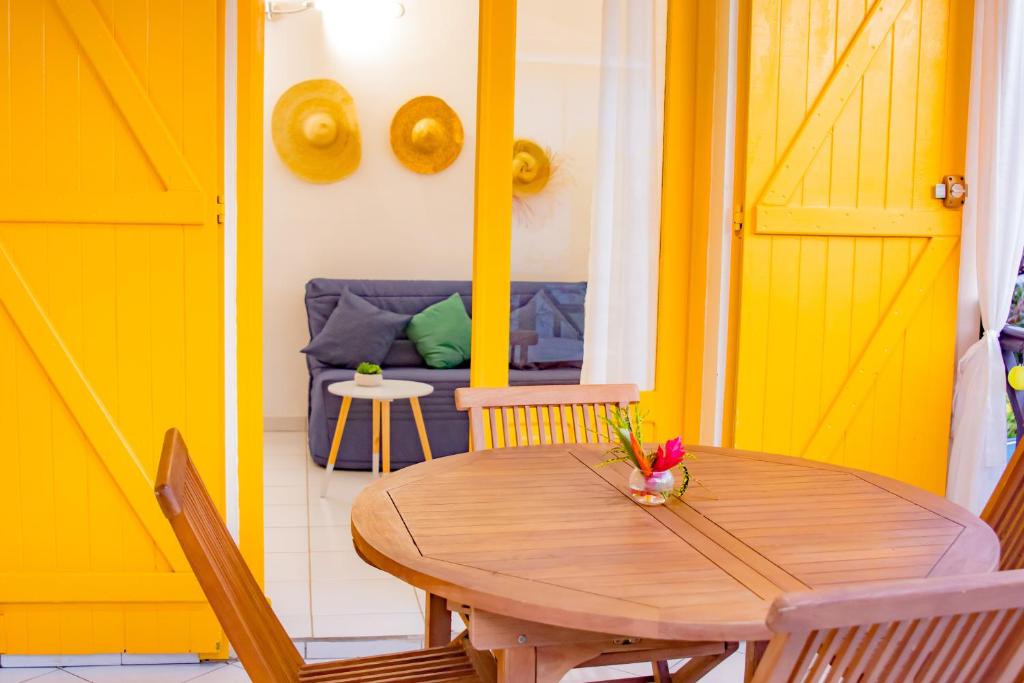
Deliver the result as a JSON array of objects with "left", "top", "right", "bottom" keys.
[
  {"left": 947, "top": 0, "right": 1024, "bottom": 512},
  {"left": 582, "top": 0, "right": 667, "bottom": 389}
]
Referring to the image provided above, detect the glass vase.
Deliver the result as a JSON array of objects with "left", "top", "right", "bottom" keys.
[{"left": 628, "top": 467, "right": 675, "bottom": 506}]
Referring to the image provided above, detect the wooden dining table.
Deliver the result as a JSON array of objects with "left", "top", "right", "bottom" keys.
[{"left": 350, "top": 444, "right": 999, "bottom": 683}]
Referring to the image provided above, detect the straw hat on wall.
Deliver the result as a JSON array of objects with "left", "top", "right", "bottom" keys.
[
  {"left": 511, "top": 138, "right": 552, "bottom": 196},
  {"left": 390, "top": 96, "right": 464, "bottom": 174},
  {"left": 272, "top": 79, "right": 361, "bottom": 183}
]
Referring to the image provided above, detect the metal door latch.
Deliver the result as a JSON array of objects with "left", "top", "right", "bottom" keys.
[{"left": 934, "top": 176, "right": 968, "bottom": 208}]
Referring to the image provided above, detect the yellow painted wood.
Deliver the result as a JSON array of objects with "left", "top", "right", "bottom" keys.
[
  {"left": 641, "top": 0, "right": 716, "bottom": 442},
  {"left": 53, "top": 0, "right": 202, "bottom": 193},
  {"left": 0, "top": 191, "right": 205, "bottom": 225},
  {"left": 731, "top": 0, "right": 972, "bottom": 494},
  {"left": 0, "top": 243, "right": 186, "bottom": 571},
  {"left": 469, "top": 0, "right": 516, "bottom": 389},
  {"left": 0, "top": 0, "right": 223, "bottom": 655},
  {"left": 802, "top": 237, "right": 958, "bottom": 459},
  {"left": 758, "top": 0, "right": 910, "bottom": 206},
  {"left": 410, "top": 396, "right": 433, "bottom": 460},
  {"left": 236, "top": 0, "right": 265, "bottom": 591},
  {"left": 467, "top": 0, "right": 713, "bottom": 438},
  {"left": 0, "top": 574, "right": 205, "bottom": 603},
  {"left": 756, "top": 206, "right": 962, "bottom": 236}
]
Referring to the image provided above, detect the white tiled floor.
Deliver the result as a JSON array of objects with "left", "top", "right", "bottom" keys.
[
  {"left": 263, "top": 430, "right": 425, "bottom": 641},
  {"left": 0, "top": 430, "right": 750, "bottom": 681}
]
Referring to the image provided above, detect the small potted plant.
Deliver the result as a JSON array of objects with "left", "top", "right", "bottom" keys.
[
  {"left": 599, "top": 405, "right": 691, "bottom": 506},
  {"left": 354, "top": 362, "right": 383, "bottom": 387}
]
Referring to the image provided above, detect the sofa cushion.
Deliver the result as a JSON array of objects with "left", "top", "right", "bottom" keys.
[
  {"left": 301, "top": 288, "right": 411, "bottom": 368},
  {"left": 509, "top": 288, "right": 584, "bottom": 369},
  {"left": 383, "top": 339, "right": 425, "bottom": 367},
  {"left": 406, "top": 293, "right": 472, "bottom": 369}
]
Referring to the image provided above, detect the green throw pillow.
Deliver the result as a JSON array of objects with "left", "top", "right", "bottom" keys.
[{"left": 406, "top": 293, "right": 472, "bottom": 369}]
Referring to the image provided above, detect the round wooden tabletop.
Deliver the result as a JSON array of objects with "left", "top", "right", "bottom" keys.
[{"left": 351, "top": 444, "right": 999, "bottom": 642}]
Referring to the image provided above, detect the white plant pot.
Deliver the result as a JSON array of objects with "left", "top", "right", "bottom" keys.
[{"left": 354, "top": 372, "right": 383, "bottom": 387}]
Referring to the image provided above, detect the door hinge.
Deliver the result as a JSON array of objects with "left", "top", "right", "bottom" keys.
[
  {"left": 934, "top": 176, "right": 967, "bottom": 208},
  {"left": 215, "top": 194, "right": 225, "bottom": 224},
  {"left": 732, "top": 206, "right": 745, "bottom": 236}
]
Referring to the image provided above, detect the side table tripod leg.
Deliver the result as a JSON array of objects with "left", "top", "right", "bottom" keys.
[
  {"left": 372, "top": 399, "right": 381, "bottom": 477},
  {"left": 382, "top": 400, "right": 392, "bottom": 474},
  {"left": 321, "top": 396, "right": 352, "bottom": 497},
  {"left": 410, "top": 396, "right": 432, "bottom": 461}
]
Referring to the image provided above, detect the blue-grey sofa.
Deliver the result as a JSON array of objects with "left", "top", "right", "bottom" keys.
[{"left": 305, "top": 278, "right": 586, "bottom": 470}]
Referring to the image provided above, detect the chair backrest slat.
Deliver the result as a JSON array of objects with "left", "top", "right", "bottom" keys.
[
  {"left": 983, "top": 439, "right": 1024, "bottom": 570},
  {"left": 454, "top": 384, "right": 640, "bottom": 451},
  {"left": 155, "top": 429, "right": 303, "bottom": 683},
  {"left": 751, "top": 570, "right": 1024, "bottom": 683}
]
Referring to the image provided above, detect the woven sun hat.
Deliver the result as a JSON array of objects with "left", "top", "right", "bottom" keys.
[
  {"left": 390, "top": 96, "right": 464, "bottom": 174},
  {"left": 511, "top": 138, "right": 552, "bottom": 196},
  {"left": 272, "top": 79, "right": 361, "bottom": 183}
]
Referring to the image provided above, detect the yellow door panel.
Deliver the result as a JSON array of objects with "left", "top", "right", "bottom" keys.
[
  {"left": 0, "top": 0, "right": 223, "bottom": 655},
  {"left": 732, "top": 0, "right": 972, "bottom": 493}
]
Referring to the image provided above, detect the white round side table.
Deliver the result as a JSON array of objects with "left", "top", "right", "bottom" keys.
[{"left": 321, "top": 379, "right": 434, "bottom": 497}]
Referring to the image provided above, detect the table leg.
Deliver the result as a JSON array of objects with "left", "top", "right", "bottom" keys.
[
  {"left": 371, "top": 399, "right": 381, "bottom": 477},
  {"left": 744, "top": 641, "right": 767, "bottom": 682},
  {"left": 497, "top": 647, "right": 536, "bottom": 683},
  {"left": 672, "top": 642, "right": 738, "bottom": 682},
  {"left": 409, "top": 396, "right": 433, "bottom": 461},
  {"left": 320, "top": 396, "right": 352, "bottom": 498},
  {"left": 424, "top": 592, "right": 452, "bottom": 647},
  {"left": 382, "top": 399, "right": 391, "bottom": 474}
]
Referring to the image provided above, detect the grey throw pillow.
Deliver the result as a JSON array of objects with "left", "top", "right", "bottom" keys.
[{"left": 301, "top": 288, "right": 410, "bottom": 368}]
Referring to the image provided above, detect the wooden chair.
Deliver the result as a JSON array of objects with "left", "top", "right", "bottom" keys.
[
  {"left": 984, "top": 437, "right": 1024, "bottom": 570},
  {"left": 749, "top": 570, "right": 1024, "bottom": 682},
  {"left": 454, "top": 383, "right": 640, "bottom": 451},
  {"left": 154, "top": 428, "right": 486, "bottom": 683}
]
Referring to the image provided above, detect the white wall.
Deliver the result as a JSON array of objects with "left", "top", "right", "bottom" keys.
[
  {"left": 263, "top": 0, "right": 479, "bottom": 421},
  {"left": 263, "top": 0, "right": 604, "bottom": 421},
  {"left": 511, "top": 0, "right": 603, "bottom": 282}
]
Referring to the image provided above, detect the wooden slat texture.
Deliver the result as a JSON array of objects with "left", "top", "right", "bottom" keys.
[
  {"left": 732, "top": 0, "right": 971, "bottom": 496},
  {"left": 0, "top": 0, "right": 223, "bottom": 655},
  {"left": 750, "top": 570, "right": 1024, "bottom": 682},
  {"left": 455, "top": 384, "right": 639, "bottom": 452},
  {"left": 353, "top": 444, "right": 996, "bottom": 644},
  {"left": 983, "top": 439, "right": 1024, "bottom": 570},
  {"left": 157, "top": 430, "right": 485, "bottom": 683}
]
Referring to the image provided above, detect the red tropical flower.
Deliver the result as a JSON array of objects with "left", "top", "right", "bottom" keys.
[{"left": 653, "top": 437, "right": 686, "bottom": 472}]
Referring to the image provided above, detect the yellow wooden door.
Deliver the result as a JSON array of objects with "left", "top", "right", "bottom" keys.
[
  {"left": 0, "top": 0, "right": 224, "bottom": 655},
  {"left": 731, "top": 0, "right": 972, "bottom": 493}
]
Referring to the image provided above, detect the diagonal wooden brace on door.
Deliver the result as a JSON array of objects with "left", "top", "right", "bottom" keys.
[
  {"left": 27, "top": 0, "right": 208, "bottom": 225},
  {"left": 0, "top": 241, "right": 190, "bottom": 571},
  {"left": 800, "top": 237, "right": 958, "bottom": 459},
  {"left": 756, "top": 0, "right": 911, "bottom": 210}
]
